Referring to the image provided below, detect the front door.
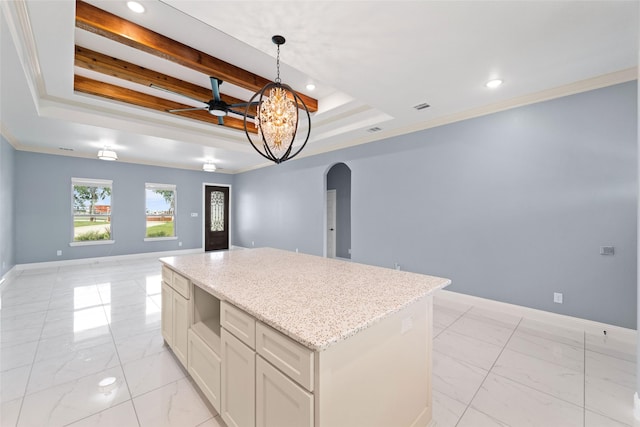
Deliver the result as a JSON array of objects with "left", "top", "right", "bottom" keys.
[{"left": 205, "top": 185, "right": 229, "bottom": 251}]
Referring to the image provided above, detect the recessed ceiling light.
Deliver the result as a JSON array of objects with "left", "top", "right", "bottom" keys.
[
  {"left": 127, "top": 1, "right": 145, "bottom": 13},
  {"left": 486, "top": 79, "right": 503, "bottom": 89},
  {"left": 306, "top": 83, "right": 316, "bottom": 91}
]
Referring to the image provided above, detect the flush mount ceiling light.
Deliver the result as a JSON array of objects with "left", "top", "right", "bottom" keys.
[
  {"left": 202, "top": 162, "right": 217, "bottom": 172},
  {"left": 97, "top": 147, "right": 118, "bottom": 161},
  {"left": 306, "top": 83, "right": 316, "bottom": 91},
  {"left": 243, "top": 35, "right": 311, "bottom": 165},
  {"left": 486, "top": 79, "right": 503, "bottom": 89},
  {"left": 126, "top": 1, "right": 145, "bottom": 13}
]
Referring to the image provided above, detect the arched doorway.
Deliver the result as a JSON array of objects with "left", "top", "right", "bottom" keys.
[{"left": 326, "top": 163, "right": 352, "bottom": 259}]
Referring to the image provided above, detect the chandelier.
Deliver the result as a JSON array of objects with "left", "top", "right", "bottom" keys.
[{"left": 244, "top": 35, "right": 311, "bottom": 164}]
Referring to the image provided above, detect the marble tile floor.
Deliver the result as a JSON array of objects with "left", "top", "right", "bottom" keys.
[{"left": 0, "top": 257, "right": 637, "bottom": 427}]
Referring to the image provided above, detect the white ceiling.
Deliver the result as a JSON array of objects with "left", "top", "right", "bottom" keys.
[{"left": 1, "top": 1, "right": 638, "bottom": 173}]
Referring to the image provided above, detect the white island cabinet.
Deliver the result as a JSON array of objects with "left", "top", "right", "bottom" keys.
[{"left": 160, "top": 248, "right": 450, "bottom": 427}]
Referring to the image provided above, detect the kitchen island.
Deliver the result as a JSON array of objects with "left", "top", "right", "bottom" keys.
[{"left": 160, "top": 248, "right": 450, "bottom": 427}]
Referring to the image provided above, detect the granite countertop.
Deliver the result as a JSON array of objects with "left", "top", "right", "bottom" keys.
[{"left": 160, "top": 248, "right": 451, "bottom": 351}]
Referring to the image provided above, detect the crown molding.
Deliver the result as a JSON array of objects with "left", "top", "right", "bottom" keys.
[
  {"left": 1, "top": 0, "right": 46, "bottom": 110},
  {"left": 0, "top": 123, "right": 21, "bottom": 150}
]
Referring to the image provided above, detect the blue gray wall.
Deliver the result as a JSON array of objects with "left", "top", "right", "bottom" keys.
[
  {"left": 14, "top": 152, "right": 232, "bottom": 264},
  {"left": 0, "top": 136, "right": 16, "bottom": 276},
  {"left": 327, "top": 163, "right": 352, "bottom": 259},
  {"left": 234, "top": 81, "right": 638, "bottom": 329}
]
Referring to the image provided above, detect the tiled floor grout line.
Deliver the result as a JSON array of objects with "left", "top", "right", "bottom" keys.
[
  {"left": 488, "top": 369, "right": 585, "bottom": 410},
  {"left": 436, "top": 305, "right": 598, "bottom": 422},
  {"left": 453, "top": 315, "right": 523, "bottom": 427},
  {"left": 13, "top": 270, "right": 150, "bottom": 427},
  {"left": 501, "top": 333, "right": 585, "bottom": 373},
  {"left": 5, "top": 265, "right": 636, "bottom": 427},
  {"left": 13, "top": 270, "right": 59, "bottom": 427},
  {"left": 96, "top": 275, "right": 143, "bottom": 427}
]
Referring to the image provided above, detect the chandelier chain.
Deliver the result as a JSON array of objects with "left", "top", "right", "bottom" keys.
[{"left": 275, "top": 44, "right": 281, "bottom": 84}]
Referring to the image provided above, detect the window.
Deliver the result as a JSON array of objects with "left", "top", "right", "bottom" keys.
[
  {"left": 71, "top": 178, "right": 113, "bottom": 245},
  {"left": 145, "top": 183, "right": 176, "bottom": 240}
]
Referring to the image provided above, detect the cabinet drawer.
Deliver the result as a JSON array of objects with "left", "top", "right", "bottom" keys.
[
  {"left": 221, "top": 301, "right": 256, "bottom": 349},
  {"left": 256, "top": 322, "right": 314, "bottom": 392},
  {"left": 172, "top": 271, "right": 191, "bottom": 299},
  {"left": 188, "top": 329, "right": 221, "bottom": 412},
  {"left": 162, "top": 265, "right": 173, "bottom": 285},
  {"left": 256, "top": 356, "right": 313, "bottom": 427}
]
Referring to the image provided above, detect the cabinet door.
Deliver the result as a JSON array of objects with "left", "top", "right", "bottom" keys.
[
  {"left": 221, "top": 328, "right": 255, "bottom": 427},
  {"left": 188, "top": 330, "right": 221, "bottom": 412},
  {"left": 161, "top": 282, "right": 173, "bottom": 346},
  {"left": 172, "top": 292, "right": 189, "bottom": 368},
  {"left": 256, "top": 356, "right": 313, "bottom": 427}
]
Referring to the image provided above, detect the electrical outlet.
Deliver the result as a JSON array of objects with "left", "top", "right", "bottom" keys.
[
  {"left": 295, "top": 248, "right": 299, "bottom": 253},
  {"left": 252, "top": 241, "right": 255, "bottom": 247},
  {"left": 56, "top": 250, "right": 62, "bottom": 256},
  {"left": 190, "top": 212, "right": 198, "bottom": 217},
  {"left": 600, "top": 246, "right": 614, "bottom": 256},
  {"left": 178, "top": 242, "right": 182, "bottom": 247},
  {"left": 553, "top": 292, "right": 563, "bottom": 304},
  {"left": 394, "top": 262, "right": 401, "bottom": 271},
  {"left": 348, "top": 248, "right": 351, "bottom": 255}
]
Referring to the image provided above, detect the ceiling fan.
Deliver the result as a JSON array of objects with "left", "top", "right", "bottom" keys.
[{"left": 151, "top": 77, "right": 256, "bottom": 125}]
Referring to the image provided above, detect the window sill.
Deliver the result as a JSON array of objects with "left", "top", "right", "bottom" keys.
[
  {"left": 69, "top": 240, "right": 115, "bottom": 247},
  {"left": 144, "top": 237, "right": 178, "bottom": 242}
]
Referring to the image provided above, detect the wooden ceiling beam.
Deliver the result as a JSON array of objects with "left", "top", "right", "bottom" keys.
[
  {"left": 74, "top": 46, "right": 257, "bottom": 116},
  {"left": 74, "top": 74, "right": 256, "bottom": 133},
  {"left": 75, "top": 0, "right": 318, "bottom": 112}
]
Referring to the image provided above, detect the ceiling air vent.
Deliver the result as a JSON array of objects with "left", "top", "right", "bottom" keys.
[
  {"left": 58, "top": 147, "right": 74, "bottom": 151},
  {"left": 367, "top": 127, "right": 382, "bottom": 133},
  {"left": 413, "top": 103, "right": 431, "bottom": 111}
]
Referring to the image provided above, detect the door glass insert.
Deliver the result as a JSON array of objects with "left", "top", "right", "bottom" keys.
[{"left": 210, "top": 191, "right": 225, "bottom": 232}]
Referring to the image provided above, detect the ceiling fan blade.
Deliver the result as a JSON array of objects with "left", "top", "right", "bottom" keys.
[
  {"left": 150, "top": 84, "right": 206, "bottom": 104},
  {"left": 228, "top": 109, "right": 255, "bottom": 120},
  {"left": 210, "top": 77, "right": 222, "bottom": 102},
  {"left": 167, "top": 107, "right": 208, "bottom": 113}
]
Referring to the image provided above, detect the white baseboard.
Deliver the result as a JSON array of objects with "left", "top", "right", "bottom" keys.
[
  {"left": 437, "top": 289, "right": 636, "bottom": 341},
  {"left": 635, "top": 392, "right": 640, "bottom": 421},
  {"left": 14, "top": 248, "right": 203, "bottom": 271}
]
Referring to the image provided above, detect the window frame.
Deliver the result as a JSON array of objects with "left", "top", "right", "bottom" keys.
[
  {"left": 144, "top": 182, "right": 178, "bottom": 242},
  {"left": 70, "top": 177, "right": 115, "bottom": 246}
]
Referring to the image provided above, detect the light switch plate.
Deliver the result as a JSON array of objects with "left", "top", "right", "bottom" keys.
[{"left": 553, "top": 292, "right": 563, "bottom": 304}]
